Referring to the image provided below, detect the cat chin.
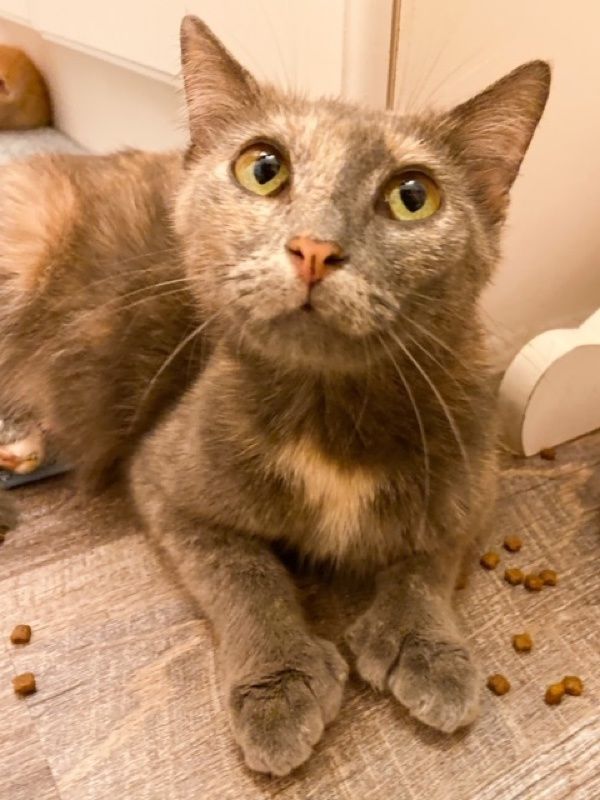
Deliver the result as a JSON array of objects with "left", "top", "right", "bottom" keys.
[{"left": 232, "top": 310, "right": 375, "bottom": 374}]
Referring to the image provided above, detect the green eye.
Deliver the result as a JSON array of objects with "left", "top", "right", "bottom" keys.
[
  {"left": 233, "top": 144, "right": 289, "bottom": 196},
  {"left": 384, "top": 171, "right": 441, "bottom": 221}
]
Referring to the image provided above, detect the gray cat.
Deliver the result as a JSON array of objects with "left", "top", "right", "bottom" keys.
[{"left": 0, "top": 16, "right": 550, "bottom": 775}]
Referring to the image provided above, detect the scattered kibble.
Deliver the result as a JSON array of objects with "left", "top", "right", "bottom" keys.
[
  {"left": 524, "top": 574, "right": 544, "bottom": 592},
  {"left": 540, "top": 447, "right": 556, "bottom": 461},
  {"left": 512, "top": 633, "right": 533, "bottom": 653},
  {"left": 12, "top": 672, "right": 36, "bottom": 696},
  {"left": 545, "top": 682, "right": 565, "bottom": 705},
  {"left": 539, "top": 569, "right": 558, "bottom": 586},
  {"left": 10, "top": 624, "right": 32, "bottom": 645},
  {"left": 480, "top": 552, "right": 500, "bottom": 570},
  {"left": 504, "top": 567, "right": 525, "bottom": 586},
  {"left": 487, "top": 674, "right": 511, "bottom": 696},
  {"left": 562, "top": 676, "right": 584, "bottom": 696},
  {"left": 503, "top": 536, "right": 523, "bottom": 553}
]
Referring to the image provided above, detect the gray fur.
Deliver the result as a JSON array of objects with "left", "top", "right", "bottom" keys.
[{"left": 0, "top": 15, "right": 550, "bottom": 776}]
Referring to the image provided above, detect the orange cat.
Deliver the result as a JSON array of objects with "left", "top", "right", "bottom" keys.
[{"left": 0, "top": 45, "right": 51, "bottom": 129}]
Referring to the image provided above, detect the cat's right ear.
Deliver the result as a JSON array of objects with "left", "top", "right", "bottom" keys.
[{"left": 180, "top": 15, "right": 260, "bottom": 146}]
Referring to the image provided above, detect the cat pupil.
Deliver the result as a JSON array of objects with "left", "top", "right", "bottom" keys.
[
  {"left": 253, "top": 153, "right": 280, "bottom": 185},
  {"left": 400, "top": 179, "right": 427, "bottom": 212}
]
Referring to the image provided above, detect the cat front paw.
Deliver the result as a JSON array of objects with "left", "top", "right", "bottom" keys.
[
  {"left": 229, "top": 637, "right": 348, "bottom": 776},
  {"left": 346, "top": 617, "right": 479, "bottom": 734}
]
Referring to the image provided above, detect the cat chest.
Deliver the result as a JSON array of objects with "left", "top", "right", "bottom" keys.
[{"left": 271, "top": 439, "right": 383, "bottom": 559}]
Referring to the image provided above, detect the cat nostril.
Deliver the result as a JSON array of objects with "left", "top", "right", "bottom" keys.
[{"left": 323, "top": 253, "right": 347, "bottom": 267}]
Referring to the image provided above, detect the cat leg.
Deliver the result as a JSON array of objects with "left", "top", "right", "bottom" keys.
[
  {"left": 345, "top": 546, "right": 479, "bottom": 733},
  {"left": 146, "top": 514, "right": 348, "bottom": 776}
]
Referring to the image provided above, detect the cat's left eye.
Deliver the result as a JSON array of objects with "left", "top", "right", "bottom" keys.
[
  {"left": 383, "top": 171, "right": 441, "bottom": 221},
  {"left": 233, "top": 144, "right": 290, "bottom": 197}
]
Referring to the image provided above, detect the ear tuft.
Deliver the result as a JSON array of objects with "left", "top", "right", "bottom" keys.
[
  {"left": 441, "top": 60, "right": 551, "bottom": 223},
  {"left": 180, "top": 15, "right": 259, "bottom": 147}
]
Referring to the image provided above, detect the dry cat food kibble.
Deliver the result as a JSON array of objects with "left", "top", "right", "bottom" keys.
[
  {"left": 487, "top": 674, "right": 511, "bottom": 696},
  {"left": 539, "top": 447, "right": 557, "bottom": 461},
  {"left": 10, "top": 624, "right": 32, "bottom": 644},
  {"left": 503, "top": 536, "right": 522, "bottom": 553},
  {"left": 504, "top": 567, "right": 525, "bottom": 586},
  {"left": 12, "top": 672, "right": 36, "bottom": 696},
  {"left": 512, "top": 633, "right": 533, "bottom": 652},
  {"left": 545, "top": 682, "right": 565, "bottom": 705},
  {"left": 539, "top": 569, "right": 558, "bottom": 586},
  {"left": 480, "top": 551, "right": 500, "bottom": 570},
  {"left": 524, "top": 574, "right": 544, "bottom": 592},
  {"left": 562, "top": 676, "right": 584, "bottom": 696}
]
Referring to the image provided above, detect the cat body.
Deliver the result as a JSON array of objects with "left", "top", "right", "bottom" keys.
[
  {"left": 0, "top": 17, "right": 550, "bottom": 776},
  {"left": 0, "top": 150, "right": 202, "bottom": 483},
  {"left": 133, "top": 340, "right": 496, "bottom": 571},
  {"left": 0, "top": 45, "right": 51, "bottom": 130}
]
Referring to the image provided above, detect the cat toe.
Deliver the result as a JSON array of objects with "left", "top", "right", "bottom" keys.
[
  {"left": 232, "top": 680, "right": 323, "bottom": 775},
  {"left": 229, "top": 640, "right": 347, "bottom": 775},
  {"left": 345, "top": 613, "right": 404, "bottom": 691},
  {"left": 388, "top": 631, "right": 480, "bottom": 733}
]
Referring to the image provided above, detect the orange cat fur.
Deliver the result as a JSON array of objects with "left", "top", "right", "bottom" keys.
[{"left": 0, "top": 45, "right": 51, "bottom": 130}]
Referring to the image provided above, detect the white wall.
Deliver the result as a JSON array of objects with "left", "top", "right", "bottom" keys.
[
  {"left": 0, "top": 1, "right": 392, "bottom": 151},
  {"left": 394, "top": 0, "right": 600, "bottom": 366},
  {"left": 0, "top": 18, "right": 186, "bottom": 151}
]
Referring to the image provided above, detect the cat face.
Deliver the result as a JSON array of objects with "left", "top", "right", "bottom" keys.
[{"left": 175, "top": 17, "right": 550, "bottom": 372}]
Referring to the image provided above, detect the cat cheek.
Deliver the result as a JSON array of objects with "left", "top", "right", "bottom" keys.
[{"left": 221, "top": 260, "right": 303, "bottom": 322}]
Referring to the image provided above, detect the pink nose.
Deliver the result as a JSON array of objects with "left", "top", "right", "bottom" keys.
[{"left": 286, "top": 235, "right": 346, "bottom": 287}]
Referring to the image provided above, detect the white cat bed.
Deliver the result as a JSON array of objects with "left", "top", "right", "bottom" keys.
[
  {"left": 499, "top": 309, "right": 600, "bottom": 455},
  {"left": 0, "top": 127, "right": 83, "bottom": 163}
]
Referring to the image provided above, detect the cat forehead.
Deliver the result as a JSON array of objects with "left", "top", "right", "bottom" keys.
[{"left": 263, "top": 101, "right": 438, "bottom": 168}]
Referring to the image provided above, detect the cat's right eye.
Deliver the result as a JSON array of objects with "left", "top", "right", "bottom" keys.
[{"left": 233, "top": 144, "right": 290, "bottom": 197}]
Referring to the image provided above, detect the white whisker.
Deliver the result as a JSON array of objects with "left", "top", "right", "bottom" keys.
[
  {"left": 378, "top": 334, "right": 430, "bottom": 538},
  {"left": 388, "top": 330, "right": 472, "bottom": 506},
  {"left": 130, "top": 310, "right": 222, "bottom": 433}
]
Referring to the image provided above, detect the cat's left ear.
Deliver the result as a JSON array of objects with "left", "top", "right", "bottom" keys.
[
  {"left": 440, "top": 61, "right": 551, "bottom": 223},
  {"left": 180, "top": 15, "right": 260, "bottom": 147}
]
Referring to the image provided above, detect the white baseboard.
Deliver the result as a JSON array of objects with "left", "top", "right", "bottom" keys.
[{"left": 498, "top": 310, "right": 600, "bottom": 455}]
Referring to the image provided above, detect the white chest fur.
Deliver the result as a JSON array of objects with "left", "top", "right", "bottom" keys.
[{"left": 272, "top": 439, "right": 382, "bottom": 560}]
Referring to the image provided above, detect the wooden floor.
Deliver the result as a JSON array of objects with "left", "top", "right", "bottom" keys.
[{"left": 1, "top": 433, "right": 599, "bottom": 800}]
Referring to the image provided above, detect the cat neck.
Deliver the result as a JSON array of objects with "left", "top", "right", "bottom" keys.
[{"left": 212, "top": 336, "right": 485, "bottom": 469}]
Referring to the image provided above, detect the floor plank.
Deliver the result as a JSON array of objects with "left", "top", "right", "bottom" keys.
[{"left": 0, "top": 649, "right": 60, "bottom": 800}]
